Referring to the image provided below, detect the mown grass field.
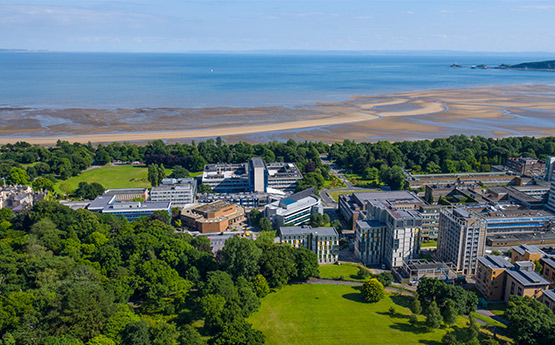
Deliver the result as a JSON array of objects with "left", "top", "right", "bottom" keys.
[
  {"left": 318, "top": 263, "right": 368, "bottom": 282},
  {"left": 54, "top": 165, "right": 174, "bottom": 194},
  {"left": 249, "top": 284, "right": 471, "bottom": 345}
]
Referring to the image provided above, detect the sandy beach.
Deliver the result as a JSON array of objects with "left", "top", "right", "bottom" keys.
[{"left": 1, "top": 85, "right": 554, "bottom": 144}]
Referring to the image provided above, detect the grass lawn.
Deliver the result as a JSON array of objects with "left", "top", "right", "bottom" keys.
[
  {"left": 329, "top": 189, "right": 377, "bottom": 202},
  {"left": 53, "top": 165, "right": 174, "bottom": 194},
  {"left": 486, "top": 303, "right": 507, "bottom": 317},
  {"left": 421, "top": 241, "right": 437, "bottom": 248},
  {"left": 318, "top": 263, "right": 368, "bottom": 282},
  {"left": 470, "top": 312, "right": 506, "bottom": 329},
  {"left": 323, "top": 176, "right": 346, "bottom": 190},
  {"left": 249, "top": 284, "right": 470, "bottom": 345}
]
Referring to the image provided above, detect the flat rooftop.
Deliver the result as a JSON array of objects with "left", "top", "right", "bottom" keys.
[
  {"left": 195, "top": 200, "right": 234, "bottom": 213},
  {"left": 506, "top": 269, "right": 551, "bottom": 287},
  {"left": 353, "top": 190, "right": 423, "bottom": 205},
  {"left": 478, "top": 255, "right": 514, "bottom": 270},
  {"left": 279, "top": 226, "right": 338, "bottom": 237}
]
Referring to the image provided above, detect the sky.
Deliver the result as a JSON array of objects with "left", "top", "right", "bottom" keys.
[{"left": 1, "top": 0, "right": 555, "bottom": 52}]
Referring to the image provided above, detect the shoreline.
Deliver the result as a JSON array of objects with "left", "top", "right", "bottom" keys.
[{"left": 1, "top": 84, "right": 554, "bottom": 145}]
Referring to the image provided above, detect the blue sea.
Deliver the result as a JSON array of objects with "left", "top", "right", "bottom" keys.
[{"left": 1, "top": 52, "right": 554, "bottom": 109}]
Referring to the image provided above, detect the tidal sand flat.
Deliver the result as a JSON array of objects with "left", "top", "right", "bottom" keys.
[{"left": 1, "top": 85, "right": 554, "bottom": 144}]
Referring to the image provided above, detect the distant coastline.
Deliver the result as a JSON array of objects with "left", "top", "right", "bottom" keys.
[{"left": 450, "top": 59, "right": 555, "bottom": 71}]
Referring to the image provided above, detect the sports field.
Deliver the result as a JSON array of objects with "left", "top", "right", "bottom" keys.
[
  {"left": 54, "top": 165, "right": 173, "bottom": 194},
  {"left": 249, "top": 284, "right": 468, "bottom": 345}
]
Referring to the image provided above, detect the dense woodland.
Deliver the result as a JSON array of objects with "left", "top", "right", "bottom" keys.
[
  {"left": 0, "top": 200, "right": 319, "bottom": 344},
  {"left": 1, "top": 135, "right": 555, "bottom": 194}
]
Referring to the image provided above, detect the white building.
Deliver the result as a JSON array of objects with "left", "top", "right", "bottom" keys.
[
  {"left": 150, "top": 178, "right": 197, "bottom": 207},
  {"left": 264, "top": 187, "right": 323, "bottom": 227},
  {"left": 278, "top": 226, "right": 339, "bottom": 264},
  {"left": 437, "top": 207, "right": 487, "bottom": 275},
  {"left": 202, "top": 158, "right": 302, "bottom": 193}
]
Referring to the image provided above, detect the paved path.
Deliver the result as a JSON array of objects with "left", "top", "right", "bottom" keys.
[{"left": 475, "top": 308, "right": 509, "bottom": 326}]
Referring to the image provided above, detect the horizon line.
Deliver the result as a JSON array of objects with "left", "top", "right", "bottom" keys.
[{"left": 1, "top": 48, "right": 555, "bottom": 55}]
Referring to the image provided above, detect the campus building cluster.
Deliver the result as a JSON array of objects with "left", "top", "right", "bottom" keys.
[
  {"left": 475, "top": 244, "right": 555, "bottom": 308},
  {"left": 278, "top": 225, "right": 339, "bottom": 264}
]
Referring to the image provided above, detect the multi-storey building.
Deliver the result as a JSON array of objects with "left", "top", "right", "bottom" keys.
[
  {"left": 150, "top": 178, "right": 197, "bottom": 207},
  {"left": 506, "top": 156, "right": 546, "bottom": 177},
  {"left": 354, "top": 195, "right": 422, "bottom": 269},
  {"left": 201, "top": 158, "right": 302, "bottom": 193},
  {"left": 264, "top": 188, "right": 323, "bottom": 227},
  {"left": 504, "top": 263, "right": 551, "bottom": 302},
  {"left": 475, "top": 255, "right": 514, "bottom": 301},
  {"left": 511, "top": 244, "right": 545, "bottom": 264},
  {"left": 355, "top": 220, "right": 387, "bottom": 266},
  {"left": 539, "top": 289, "right": 555, "bottom": 312},
  {"left": 278, "top": 226, "right": 339, "bottom": 264},
  {"left": 339, "top": 191, "right": 424, "bottom": 230},
  {"left": 419, "top": 205, "right": 442, "bottom": 241},
  {"left": 540, "top": 257, "right": 555, "bottom": 286},
  {"left": 475, "top": 255, "right": 551, "bottom": 302},
  {"left": 545, "top": 157, "right": 555, "bottom": 181},
  {"left": 437, "top": 207, "right": 487, "bottom": 275}
]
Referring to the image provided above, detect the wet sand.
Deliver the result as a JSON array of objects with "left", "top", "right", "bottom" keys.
[{"left": 1, "top": 85, "right": 554, "bottom": 144}]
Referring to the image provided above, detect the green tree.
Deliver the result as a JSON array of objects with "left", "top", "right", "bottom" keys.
[
  {"left": 169, "top": 165, "right": 190, "bottom": 178},
  {"left": 442, "top": 299, "right": 458, "bottom": 326},
  {"left": 409, "top": 313, "right": 418, "bottom": 326},
  {"left": 252, "top": 274, "right": 270, "bottom": 298},
  {"left": 361, "top": 278, "right": 385, "bottom": 303},
  {"left": 178, "top": 325, "right": 206, "bottom": 345},
  {"left": 236, "top": 277, "right": 260, "bottom": 316},
  {"left": 32, "top": 177, "right": 55, "bottom": 192},
  {"left": 121, "top": 321, "right": 152, "bottom": 345},
  {"left": 87, "top": 335, "right": 116, "bottom": 345},
  {"left": 197, "top": 183, "right": 212, "bottom": 194},
  {"left": 44, "top": 281, "right": 116, "bottom": 341},
  {"left": 357, "top": 266, "right": 372, "bottom": 279},
  {"left": 258, "top": 244, "right": 297, "bottom": 288},
  {"left": 255, "top": 231, "right": 275, "bottom": 246},
  {"left": 211, "top": 319, "right": 264, "bottom": 345},
  {"left": 258, "top": 217, "right": 272, "bottom": 231},
  {"left": 410, "top": 296, "right": 422, "bottom": 314},
  {"left": 441, "top": 332, "right": 460, "bottom": 345},
  {"left": 375, "top": 272, "right": 394, "bottom": 287},
  {"left": 59, "top": 182, "right": 73, "bottom": 195},
  {"left": 6, "top": 167, "right": 29, "bottom": 185},
  {"left": 221, "top": 237, "right": 262, "bottom": 280},
  {"left": 425, "top": 301, "right": 442, "bottom": 329},
  {"left": 330, "top": 219, "right": 342, "bottom": 233},
  {"left": 534, "top": 260, "right": 543, "bottom": 274},
  {"left": 148, "top": 164, "right": 160, "bottom": 187},
  {"left": 293, "top": 247, "right": 319, "bottom": 281}
]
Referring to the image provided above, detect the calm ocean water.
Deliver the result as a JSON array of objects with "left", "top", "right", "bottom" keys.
[{"left": 1, "top": 52, "right": 554, "bottom": 109}]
